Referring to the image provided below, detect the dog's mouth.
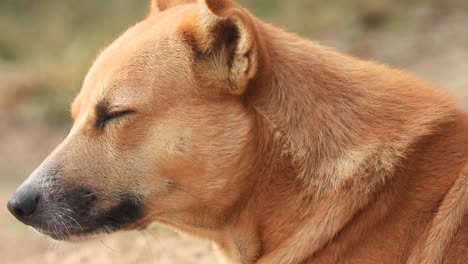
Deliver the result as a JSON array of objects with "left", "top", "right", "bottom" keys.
[
  {"left": 34, "top": 209, "right": 144, "bottom": 242},
  {"left": 9, "top": 184, "right": 146, "bottom": 241},
  {"left": 42, "top": 198, "right": 144, "bottom": 241}
]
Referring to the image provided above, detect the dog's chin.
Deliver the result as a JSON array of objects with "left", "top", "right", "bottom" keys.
[
  {"left": 66, "top": 232, "right": 112, "bottom": 243},
  {"left": 35, "top": 226, "right": 115, "bottom": 242}
]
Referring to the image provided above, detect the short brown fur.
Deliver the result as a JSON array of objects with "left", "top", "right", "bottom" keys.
[{"left": 16, "top": 0, "right": 468, "bottom": 263}]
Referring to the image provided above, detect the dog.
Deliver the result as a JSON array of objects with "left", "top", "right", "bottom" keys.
[{"left": 7, "top": 0, "right": 468, "bottom": 263}]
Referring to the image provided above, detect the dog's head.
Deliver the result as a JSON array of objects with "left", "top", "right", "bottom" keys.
[{"left": 7, "top": 0, "right": 265, "bottom": 240}]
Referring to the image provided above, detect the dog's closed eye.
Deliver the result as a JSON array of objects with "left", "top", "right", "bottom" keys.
[{"left": 96, "top": 110, "right": 135, "bottom": 129}]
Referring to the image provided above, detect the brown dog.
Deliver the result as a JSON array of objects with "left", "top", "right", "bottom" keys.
[{"left": 7, "top": 0, "right": 468, "bottom": 263}]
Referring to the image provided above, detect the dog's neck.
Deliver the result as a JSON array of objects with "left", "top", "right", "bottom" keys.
[
  {"left": 214, "top": 23, "right": 459, "bottom": 264},
  {"left": 249, "top": 24, "right": 456, "bottom": 192}
]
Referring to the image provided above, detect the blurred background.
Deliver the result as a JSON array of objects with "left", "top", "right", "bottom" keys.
[{"left": 0, "top": 0, "right": 467, "bottom": 263}]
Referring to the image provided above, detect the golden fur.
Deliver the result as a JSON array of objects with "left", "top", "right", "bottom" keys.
[{"left": 22, "top": 0, "right": 468, "bottom": 263}]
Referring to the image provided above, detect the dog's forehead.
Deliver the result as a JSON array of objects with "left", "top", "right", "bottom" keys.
[{"left": 72, "top": 8, "right": 194, "bottom": 118}]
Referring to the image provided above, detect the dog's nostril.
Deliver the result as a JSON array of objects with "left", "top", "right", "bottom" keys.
[
  {"left": 12, "top": 206, "right": 26, "bottom": 218},
  {"left": 7, "top": 190, "right": 41, "bottom": 222}
]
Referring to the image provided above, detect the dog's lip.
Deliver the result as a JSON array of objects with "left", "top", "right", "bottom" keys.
[{"left": 35, "top": 221, "right": 147, "bottom": 241}]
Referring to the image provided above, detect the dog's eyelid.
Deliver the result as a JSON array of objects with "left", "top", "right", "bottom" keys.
[
  {"left": 107, "top": 109, "right": 136, "bottom": 117},
  {"left": 96, "top": 109, "right": 136, "bottom": 129}
]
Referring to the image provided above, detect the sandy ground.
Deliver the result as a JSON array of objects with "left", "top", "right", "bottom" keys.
[{"left": 0, "top": 7, "right": 467, "bottom": 264}]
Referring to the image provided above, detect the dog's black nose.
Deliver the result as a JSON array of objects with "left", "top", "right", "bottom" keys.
[{"left": 7, "top": 189, "right": 41, "bottom": 222}]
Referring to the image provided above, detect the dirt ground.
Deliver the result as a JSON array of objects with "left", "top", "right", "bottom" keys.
[{"left": 1, "top": 5, "right": 468, "bottom": 264}]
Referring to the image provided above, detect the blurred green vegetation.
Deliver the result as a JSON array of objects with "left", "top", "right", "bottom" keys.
[
  {"left": 0, "top": 0, "right": 465, "bottom": 125},
  {"left": 0, "top": 0, "right": 149, "bottom": 125}
]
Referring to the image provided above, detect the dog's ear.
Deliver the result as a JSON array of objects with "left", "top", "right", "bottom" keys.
[
  {"left": 151, "top": 0, "right": 195, "bottom": 13},
  {"left": 184, "top": 0, "right": 260, "bottom": 95}
]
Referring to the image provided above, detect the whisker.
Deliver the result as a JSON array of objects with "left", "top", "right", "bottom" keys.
[
  {"left": 63, "top": 214, "right": 83, "bottom": 232},
  {"left": 57, "top": 214, "right": 71, "bottom": 237},
  {"left": 99, "top": 240, "right": 120, "bottom": 253}
]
